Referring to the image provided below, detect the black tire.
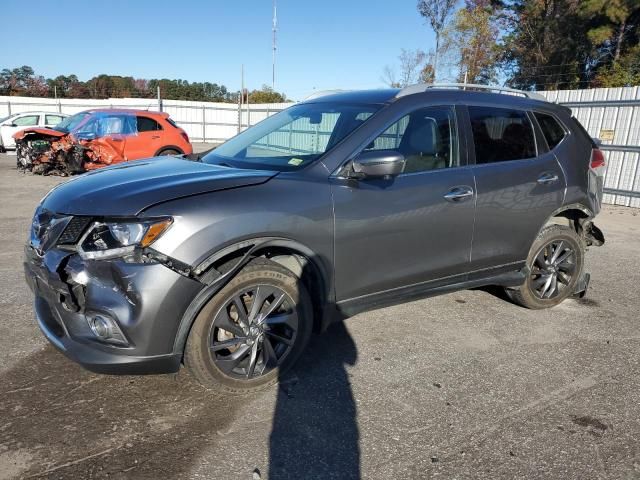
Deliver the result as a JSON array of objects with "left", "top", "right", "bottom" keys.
[
  {"left": 508, "top": 225, "right": 584, "bottom": 309},
  {"left": 158, "top": 148, "right": 181, "bottom": 156},
  {"left": 184, "top": 259, "right": 313, "bottom": 395}
]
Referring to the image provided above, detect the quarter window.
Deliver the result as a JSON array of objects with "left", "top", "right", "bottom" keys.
[
  {"left": 13, "top": 115, "right": 39, "bottom": 127},
  {"left": 469, "top": 107, "right": 536, "bottom": 163},
  {"left": 365, "top": 106, "right": 458, "bottom": 173},
  {"left": 534, "top": 112, "right": 566, "bottom": 149}
]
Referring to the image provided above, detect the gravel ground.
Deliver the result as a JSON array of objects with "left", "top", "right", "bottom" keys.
[{"left": 0, "top": 149, "right": 639, "bottom": 479}]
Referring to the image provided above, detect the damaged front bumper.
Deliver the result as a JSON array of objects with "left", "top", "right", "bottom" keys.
[{"left": 24, "top": 244, "right": 203, "bottom": 374}]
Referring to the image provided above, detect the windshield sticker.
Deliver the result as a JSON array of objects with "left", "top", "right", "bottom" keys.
[{"left": 288, "top": 158, "right": 304, "bottom": 166}]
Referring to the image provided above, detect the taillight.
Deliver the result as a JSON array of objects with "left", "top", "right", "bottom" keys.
[
  {"left": 180, "top": 131, "right": 190, "bottom": 143},
  {"left": 590, "top": 148, "right": 606, "bottom": 175}
]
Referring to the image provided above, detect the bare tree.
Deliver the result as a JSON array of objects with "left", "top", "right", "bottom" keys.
[
  {"left": 382, "top": 49, "right": 428, "bottom": 87},
  {"left": 417, "top": 0, "right": 458, "bottom": 80}
]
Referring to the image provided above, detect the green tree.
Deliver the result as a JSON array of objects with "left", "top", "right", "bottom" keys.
[
  {"left": 444, "top": 0, "right": 502, "bottom": 84},
  {"left": 248, "top": 85, "right": 287, "bottom": 103},
  {"left": 500, "top": 0, "right": 593, "bottom": 90}
]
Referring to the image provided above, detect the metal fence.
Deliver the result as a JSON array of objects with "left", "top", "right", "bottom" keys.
[
  {"left": 0, "top": 95, "right": 292, "bottom": 144},
  {"left": 541, "top": 87, "right": 640, "bottom": 207},
  {"left": 1, "top": 86, "right": 639, "bottom": 206}
]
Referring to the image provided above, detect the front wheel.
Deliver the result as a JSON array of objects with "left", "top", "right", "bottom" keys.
[
  {"left": 508, "top": 225, "right": 585, "bottom": 309},
  {"left": 184, "top": 259, "right": 313, "bottom": 395}
]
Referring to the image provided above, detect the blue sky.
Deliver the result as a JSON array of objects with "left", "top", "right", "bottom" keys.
[{"left": 2, "top": 0, "right": 438, "bottom": 100}]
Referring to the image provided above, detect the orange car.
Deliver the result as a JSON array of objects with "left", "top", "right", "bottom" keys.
[{"left": 14, "top": 109, "right": 192, "bottom": 175}]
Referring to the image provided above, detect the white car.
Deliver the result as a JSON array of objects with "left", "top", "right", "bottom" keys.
[{"left": 0, "top": 111, "right": 69, "bottom": 151}]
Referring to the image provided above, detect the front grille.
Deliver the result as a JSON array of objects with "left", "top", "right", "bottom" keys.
[{"left": 58, "top": 216, "right": 92, "bottom": 245}]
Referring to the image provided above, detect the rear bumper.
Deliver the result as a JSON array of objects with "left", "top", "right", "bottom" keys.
[{"left": 24, "top": 244, "right": 203, "bottom": 375}]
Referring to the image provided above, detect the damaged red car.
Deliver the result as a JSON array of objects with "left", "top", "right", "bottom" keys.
[{"left": 14, "top": 109, "right": 192, "bottom": 175}]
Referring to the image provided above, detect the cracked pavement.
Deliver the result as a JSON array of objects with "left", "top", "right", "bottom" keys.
[{"left": 1, "top": 149, "right": 639, "bottom": 479}]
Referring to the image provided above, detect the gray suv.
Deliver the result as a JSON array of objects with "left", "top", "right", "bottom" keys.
[{"left": 24, "top": 84, "right": 606, "bottom": 394}]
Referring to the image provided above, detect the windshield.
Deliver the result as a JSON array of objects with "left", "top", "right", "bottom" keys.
[
  {"left": 202, "top": 102, "right": 381, "bottom": 171},
  {"left": 53, "top": 112, "right": 91, "bottom": 133},
  {"left": 0, "top": 114, "right": 17, "bottom": 124}
]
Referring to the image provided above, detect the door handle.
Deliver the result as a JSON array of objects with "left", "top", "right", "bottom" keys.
[
  {"left": 537, "top": 172, "right": 559, "bottom": 185},
  {"left": 151, "top": 135, "right": 160, "bottom": 139},
  {"left": 444, "top": 186, "right": 474, "bottom": 202}
]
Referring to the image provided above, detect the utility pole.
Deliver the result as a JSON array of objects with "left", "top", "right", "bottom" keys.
[{"left": 272, "top": 0, "right": 277, "bottom": 91}]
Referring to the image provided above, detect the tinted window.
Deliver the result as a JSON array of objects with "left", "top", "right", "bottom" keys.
[
  {"left": 534, "top": 112, "right": 566, "bottom": 149},
  {"left": 45, "top": 115, "right": 64, "bottom": 126},
  {"left": 137, "top": 116, "right": 161, "bottom": 132},
  {"left": 469, "top": 107, "right": 536, "bottom": 163},
  {"left": 13, "top": 115, "right": 39, "bottom": 127},
  {"left": 365, "top": 106, "right": 458, "bottom": 173}
]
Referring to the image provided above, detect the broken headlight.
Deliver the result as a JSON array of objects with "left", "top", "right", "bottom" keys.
[{"left": 78, "top": 218, "right": 172, "bottom": 260}]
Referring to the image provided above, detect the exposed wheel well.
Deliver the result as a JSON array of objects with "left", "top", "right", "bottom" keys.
[
  {"left": 544, "top": 208, "right": 590, "bottom": 233},
  {"left": 205, "top": 244, "right": 327, "bottom": 333},
  {"left": 155, "top": 146, "right": 184, "bottom": 156}
]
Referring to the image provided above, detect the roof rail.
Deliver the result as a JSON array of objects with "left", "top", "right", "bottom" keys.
[
  {"left": 396, "top": 83, "right": 548, "bottom": 102},
  {"left": 304, "top": 89, "right": 348, "bottom": 101}
]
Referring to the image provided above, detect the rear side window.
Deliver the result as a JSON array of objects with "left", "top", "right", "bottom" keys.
[
  {"left": 166, "top": 118, "right": 180, "bottom": 129},
  {"left": 45, "top": 115, "right": 64, "bottom": 125},
  {"left": 469, "top": 107, "right": 536, "bottom": 163},
  {"left": 137, "top": 116, "right": 162, "bottom": 132},
  {"left": 534, "top": 112, "right": 566, "bottom": 149}
]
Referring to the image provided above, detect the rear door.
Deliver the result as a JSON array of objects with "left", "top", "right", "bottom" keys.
[
  {"left": 332, "top": 104, "right": 476, "bottom": 301},
  {"left": 123, "top": 116, "right": 164, "bottom": 160},
  {"left": 44, "top": 114, "right": 65, "bottom": 128},
  {"left": 466, "top": 105, "right": 566, "bottom": 273}
]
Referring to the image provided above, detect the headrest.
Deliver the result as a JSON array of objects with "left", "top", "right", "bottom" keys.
[{"left": 407, "top": 120, "right": 437, "bottom": 155}]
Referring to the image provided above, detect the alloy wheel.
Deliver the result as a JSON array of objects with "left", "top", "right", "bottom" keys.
[
  {"left": 209, "top": 285, "right": 299, "bottom": 380},
  {"left": 530, "top": 240, "right": 576, "bottom": 299}
]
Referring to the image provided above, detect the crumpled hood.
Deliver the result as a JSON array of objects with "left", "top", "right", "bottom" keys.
[
  {"left": 42, "top": 157, "right": 278, "bottom": 216},
  {"left": 13, "top": 127, "right": 66, "bottom": 140}
]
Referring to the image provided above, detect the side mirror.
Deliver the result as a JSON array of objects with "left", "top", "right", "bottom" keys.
[
  {"left": 351, "top": 150, "right": 405, "bottom": 178},
  {"left": 10, "top": 123, "right": 18, "bottom": 127}
]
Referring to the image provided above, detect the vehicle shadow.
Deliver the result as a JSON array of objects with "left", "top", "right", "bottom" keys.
[{"left": 269, "top": 320, "right": 360, "bottom": 479}]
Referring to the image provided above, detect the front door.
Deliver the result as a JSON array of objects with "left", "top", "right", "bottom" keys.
[
  {"left": 332, "top": 105, "right": 476, "bottom": 302},
  {"left": 466, "top": 106, "right": 566, "bottom": 272}
]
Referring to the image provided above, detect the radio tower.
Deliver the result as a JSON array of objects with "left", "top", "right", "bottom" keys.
[{"left": 272, "top": 0, "right": 277, "bottom": 91}]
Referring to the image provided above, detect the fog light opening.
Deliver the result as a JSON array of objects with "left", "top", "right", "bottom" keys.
[
  {"left": 89, "top": 316, "right": 112, "bottom": 339},
  {"left": 86, "top": 315, "right": 128, "bottom": 346}
]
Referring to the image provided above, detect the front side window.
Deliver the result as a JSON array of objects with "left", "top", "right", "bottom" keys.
[
  {"left": 202, "top": 102, "right": 382, "bottom": 171},
  {"left": 469, "top": 107, "right": 536, "bottom": 163},
  {"left": 13, "top": 115, "right": 39, "bottom": 127},
  {"left": 365, "top": 106, "right": 458, "bottom": 173},
  {"left": 534, "top": 112, "right": 566, "bottom": 149}
]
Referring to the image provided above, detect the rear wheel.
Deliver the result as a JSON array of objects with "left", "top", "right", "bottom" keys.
[
  {"left": 184, "top": 259, "right": 313, "bottom": 395},
  {"left": 508, "top": 225, "right": 584, "bottom": 309},
  {"left": 158, "top": 148, "right": 181, "bottom": 156}
]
